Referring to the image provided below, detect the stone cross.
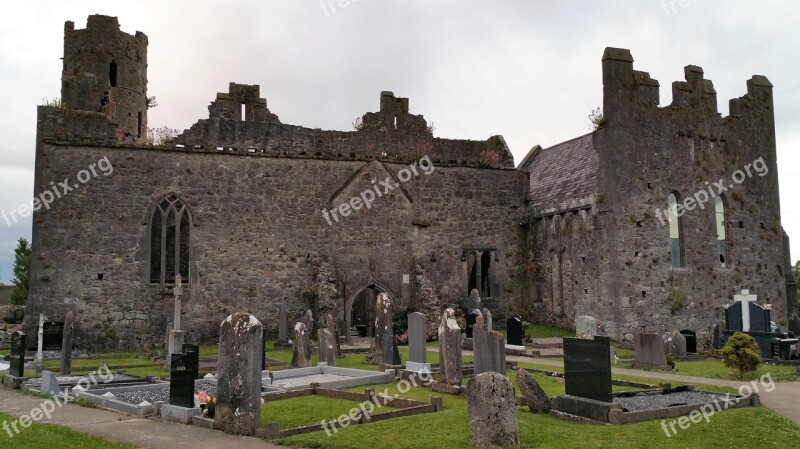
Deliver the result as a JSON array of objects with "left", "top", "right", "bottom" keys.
[
  {"left": 173, "top": 274, "right": 183, "bottom": 330},
  {"left": 734, "top": 289, "right": 758, "bottom": 332}
]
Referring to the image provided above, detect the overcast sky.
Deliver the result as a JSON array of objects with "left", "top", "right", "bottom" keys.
[{"left": 0, "top": 0, "right": 798, "bottom": 284}]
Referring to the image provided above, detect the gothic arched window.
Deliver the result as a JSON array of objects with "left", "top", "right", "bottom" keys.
[
  {"left": 149, "top": 194, "right": 191, "bottom": 284},
  {"left": 668, "top": 192, "right": 684, "bottom": 268}
]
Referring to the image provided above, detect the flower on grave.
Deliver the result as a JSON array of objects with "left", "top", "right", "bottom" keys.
[
  {"left": 201, "top": 395, "right": 216, "bottom": 418},
  {"left": 396, "top": 331, "right": 409, "bottom": 345},
  {"left": 197, "top": 391, "right": 210, "bottom": 404}
]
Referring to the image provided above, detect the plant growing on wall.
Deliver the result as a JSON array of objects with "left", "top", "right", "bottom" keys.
[
  {"left": 667, "top": 288, "right": 685, "bottom": 315},
  {"left": 478, "top": 149, "right": 500, "bottom": 168},
  {"left": 589, "top": 107, "right": 606, "bottom": 130}
]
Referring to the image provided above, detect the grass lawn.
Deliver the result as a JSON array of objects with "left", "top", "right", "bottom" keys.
[
  {"left": 0, "top": 412, "right": 139, "bottom": 448},
  {"left": 274, "top": 372, "right": 800, "bottom": 449},
  {"left": 671, "top": 359, "right": 799, "bottom": 382}
]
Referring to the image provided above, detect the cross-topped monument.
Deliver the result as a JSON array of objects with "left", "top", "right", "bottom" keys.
[
  {"left": 165, "top": 275, "right": 186, "bottom": 369},
  {"left": 733, "top": 289, "right": 758, "bottom": 332}
]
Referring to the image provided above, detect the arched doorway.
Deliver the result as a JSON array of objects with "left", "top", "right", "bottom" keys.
[{"left": 345, "top": 280, "right": 396, "bottom": 341}]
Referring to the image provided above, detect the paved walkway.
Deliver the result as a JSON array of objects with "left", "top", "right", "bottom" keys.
[{"left": 0, "top": 386, "right": 288, "bottom": 448}]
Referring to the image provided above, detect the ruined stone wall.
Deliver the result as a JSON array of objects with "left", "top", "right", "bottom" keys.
[{"left": 27, "top": 119, "right": 527, "bottom": 349}]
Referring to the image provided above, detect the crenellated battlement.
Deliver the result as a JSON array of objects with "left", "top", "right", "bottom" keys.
[{"left": 602, "top": 46, "right": 773, "bottom": 124}]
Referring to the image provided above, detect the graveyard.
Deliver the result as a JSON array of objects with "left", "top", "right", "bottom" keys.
[{"left": 2, "top": 4, "right": 800, "bottom": 449}]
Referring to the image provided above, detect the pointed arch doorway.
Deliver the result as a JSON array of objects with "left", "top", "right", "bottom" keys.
[{"left": 345, "top": 280, "right": 396, "bottom": 340}]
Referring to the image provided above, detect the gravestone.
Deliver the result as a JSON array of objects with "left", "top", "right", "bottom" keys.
[
  {"left": 466, "top": 309, "right": 482, "bottom": 339},
  {"left": 42, "top": 321, "right": 64, "bottom": 351},
  {"left": 291, "top": 322, "right": 311, "bottom": 368},
  {"left": 468, "top": 288, "right": 482, "bottom": 311},
  {"left": 466, "top": 373, "right": 520, "bottom": 449},
  {"left": 169, "top": 351, "right": 197, "bottom": 408},
  {"left": 216, "top": 313, "right": 262, "bottom": 436},
  {"left": 723, "top": 290, "right": 777, "bottom": 358},
  {"left": 712, "top": 320, "right": 725, "bottom": 349},
  {"left": 261, "top": 328, "right": 267, "bottom": 371},
  {"left": 41, "top": 370, "right": 60, "bottom": 395},
  {"left": 563, "top": 336, "right": 612, "bottom": 403},
  {"left": 482, "top": 308, "right": 493, "bottom": 331},
  {"left": 633, "top": 333, "right": 669, "bottom": 369},
  {"left": 438, "top": 308, "right": 462, "bottom": 386},
  {"left": 318, "top": 328, "right": 336, "bottom": 366},
  {"left": 473, "top": 328, "right": 506, "bottom": 375},
  {"left": 406, "top": 312, "right": 430, "bottom": 373},
  {"left": 680, "top": 329, "right": 697, "bottom": 353},
  {"left": 788, "top": 313, "right": 800, "bottom": 337},
  {"left": 367, "top": 293, "right": 393, "bottom": 365},
  {"left": 382, "top": 334, "right": 401, "bottom": 365},
  {"left": 60, "top": 311, "right": 74, "bottom": 375},
  {"left": 9, "top": 331, "right": 25, "bottom": 378},
  {"left": 325, "top": 313, "right": 340, "bottom": 357},
  {"left": 182, "top": 343, "right": 199, "bottom": 376},
  {"left": 516, "top": 367, "right": 550, "bottom": 413},
  {"left": 301, "top": 309, "right": 315, "bottom": 336},
  {"left": 166, "top": 276, "right": 186, "bottom": 370},
  {"left": 664, "top": 331, "right": 687, "bottom": 357},
  {"left": 506, "top": 315, "right": 523, "bottom": 345},
  {"left": 275, "top": 304, "right": 291, "bottom": 348},
  {"left": 575, "top": 315, "right": 597, "bottom": 339}
]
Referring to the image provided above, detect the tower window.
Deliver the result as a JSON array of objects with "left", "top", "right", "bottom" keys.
[
  {"left": 715, "top": 196, "right": 728, "bottom": 267},
  {"left": 137, "top": 112, "right": 142, "bottom": 139},
  {"left": 668, "top": 192, "right": 684, "bottom": 268},
  {"left": 109, "top": 60, "right": 118, "bottom": 87},
  {"left": 241, "top": 103, "right": 246, "bottom": 121}
]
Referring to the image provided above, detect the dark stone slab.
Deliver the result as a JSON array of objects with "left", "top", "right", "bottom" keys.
[
  {"left": 725, "top": 301, "right": 771, "bottom": 333},
  {"left": 42, "top": 321, "right": 64, "bottom": 351},
  {"left": 564, "top": 336, "right": 612, "bottom": 403},
  {"left": 506, "top": 315, "right": 523, "bottom": 346},
  {"left": 382, "top": 334, "right": 401, "bottom": 365},
  {"left": 516, "top": 368, "right": 550, "bottom": 413},
  {"left": 60, "top": 312, "right": 74, "bottom": 375},
  {"left": 277, "top": 304, "right": 289, "bottom": 343},
  {"left": 466, "top": 310, "right": 482, "bottom": 339},
  {"left": 9, "top": 332, "right": 26, "bottom": 378},
  {"left": 788, "top": 313, "right": 800, "bottom": 337}
]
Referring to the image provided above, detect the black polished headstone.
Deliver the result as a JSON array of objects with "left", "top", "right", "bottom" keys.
[
  {"left": 680, "top": 330, "right": 697, "bottom": 353},
  {"left": 170, "top": 348, "right": 198, "bottom": 407},
  {"left": 9, "top": 331, "right": 26, "bottom": 378},
  {"left": 42, "top": 321, "right": 64, "bottom": 351},
  {"left": 725, "top": 302, "right": 771, "bottom": 333},
  {"left": 181, "top": 344, "right": 200, "bottom": 378},
  {"left": 466, "top": 312, "right": 478, "bottom": 339},
  {"left": 506, "top": 315, "right": 523, "bottom": 346},
  {"left": 563, "top": 336, "right": 612, "bottom": 403}
]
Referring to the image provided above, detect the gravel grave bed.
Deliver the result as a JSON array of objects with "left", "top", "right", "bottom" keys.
[
  {"left": 613, "top": 390, "right": 731, "bottom": 412},
  {"left": 102, "top": 381, "right": 217, "bottom": 405},
  {"left": 26, "top": 373, "right": 143, "bottom": 386}
]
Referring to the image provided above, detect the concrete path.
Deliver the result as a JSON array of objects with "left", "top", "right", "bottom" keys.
[{"left": 0, "top": 386, "right": 289, "bottom": 448}]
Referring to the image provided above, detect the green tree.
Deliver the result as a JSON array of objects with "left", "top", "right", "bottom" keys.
[
  {"left": 9, "top": 237, "right": 31, "bottom": 306},
  {"left": 721, "top": 332, "right": 762, "bottom": 379}
]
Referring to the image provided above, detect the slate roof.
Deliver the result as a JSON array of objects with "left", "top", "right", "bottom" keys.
[{"left": 518, "top": 132, "right": 599, "bottom": 210}]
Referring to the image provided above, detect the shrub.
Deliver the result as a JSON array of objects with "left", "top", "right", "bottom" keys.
[
  {"left": 721, "top": 332, "right": 762, "bottom": 378},
  {"left": 668, "top": 289, "right": 685, "bottom": 315}
]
